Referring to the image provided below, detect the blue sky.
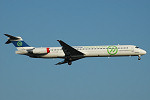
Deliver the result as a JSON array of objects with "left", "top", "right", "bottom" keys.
[{"left": 0, "top": 0, "right": 150, "bottom": 100}]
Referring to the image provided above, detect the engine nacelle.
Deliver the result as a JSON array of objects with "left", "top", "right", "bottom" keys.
[
  {"left": 16, "top": 50, "right": 28, "bottom": 55},
  {"left": 32, "top": 48, "right": 50, "bottom": 54}
]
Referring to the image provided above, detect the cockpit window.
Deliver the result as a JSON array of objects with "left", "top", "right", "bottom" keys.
[{"left": 135, "top": 46, "right": 139, "bottom": 48}]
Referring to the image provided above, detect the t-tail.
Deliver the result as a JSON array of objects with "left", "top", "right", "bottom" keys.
[{"left": 4, "top": 34, "right": 34, "bottom": 50}]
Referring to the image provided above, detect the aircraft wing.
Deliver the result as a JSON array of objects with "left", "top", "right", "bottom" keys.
[
  {"left": 57, "top": 40, "right": 84, "bottom": 56},
  {"left": 55, "top": 57, "right": 83, "bottom": 65},
  {"left": 57, "top": 40, "right": 84, "bottom": 65}
]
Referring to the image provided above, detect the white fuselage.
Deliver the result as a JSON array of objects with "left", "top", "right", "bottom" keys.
[
  {"left": 26, "top": 45, "right": 146, "bottom": 58},
  {"left": 5, "top": 34, "right": 146, "bottom": 65}
]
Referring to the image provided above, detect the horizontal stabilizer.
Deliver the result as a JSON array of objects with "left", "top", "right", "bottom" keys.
[
  {"left": 4, "top": 34, "right": 20, "bottom": 40},
  {"left": 5, "top": 40, "right": 11, "bottom": 44},
  {"left": 4, "top": 34, "right": 21, "bottom": 44}
]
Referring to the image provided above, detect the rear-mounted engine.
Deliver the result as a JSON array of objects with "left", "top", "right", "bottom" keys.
[
  {"left": 16, "top": 48, "right": 50, "bottom": 55},
  {"left": 32, "top": 48, "right": 50, "bottom": 54}
]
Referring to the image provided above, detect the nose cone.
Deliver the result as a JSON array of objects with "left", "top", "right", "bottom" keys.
[{"left": 141, "top": 49, "right": 147, "bottom": 55}]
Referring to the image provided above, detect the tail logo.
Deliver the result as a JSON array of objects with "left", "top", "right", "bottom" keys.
[{"left": 17, "top": 41, "right": 23, "bottom": 47}]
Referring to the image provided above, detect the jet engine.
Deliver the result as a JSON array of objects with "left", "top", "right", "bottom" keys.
[
  {"left": 16, "top": 48, "right": 50, "bottom": 55},
  {"left": 32, "top": 48, "right": 50, "bottom": 54}
]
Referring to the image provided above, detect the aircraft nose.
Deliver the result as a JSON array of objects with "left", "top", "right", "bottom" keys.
[
  {"left": 144, "top": 50, "right": 147, "bottom": 54},
  {"left": 141, "top": 50, "right": 147, "bottom": 55}
]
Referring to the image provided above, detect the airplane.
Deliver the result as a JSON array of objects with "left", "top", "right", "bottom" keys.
[{"left": 4, "top": 34, "right": 147, "bottom": 65}]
